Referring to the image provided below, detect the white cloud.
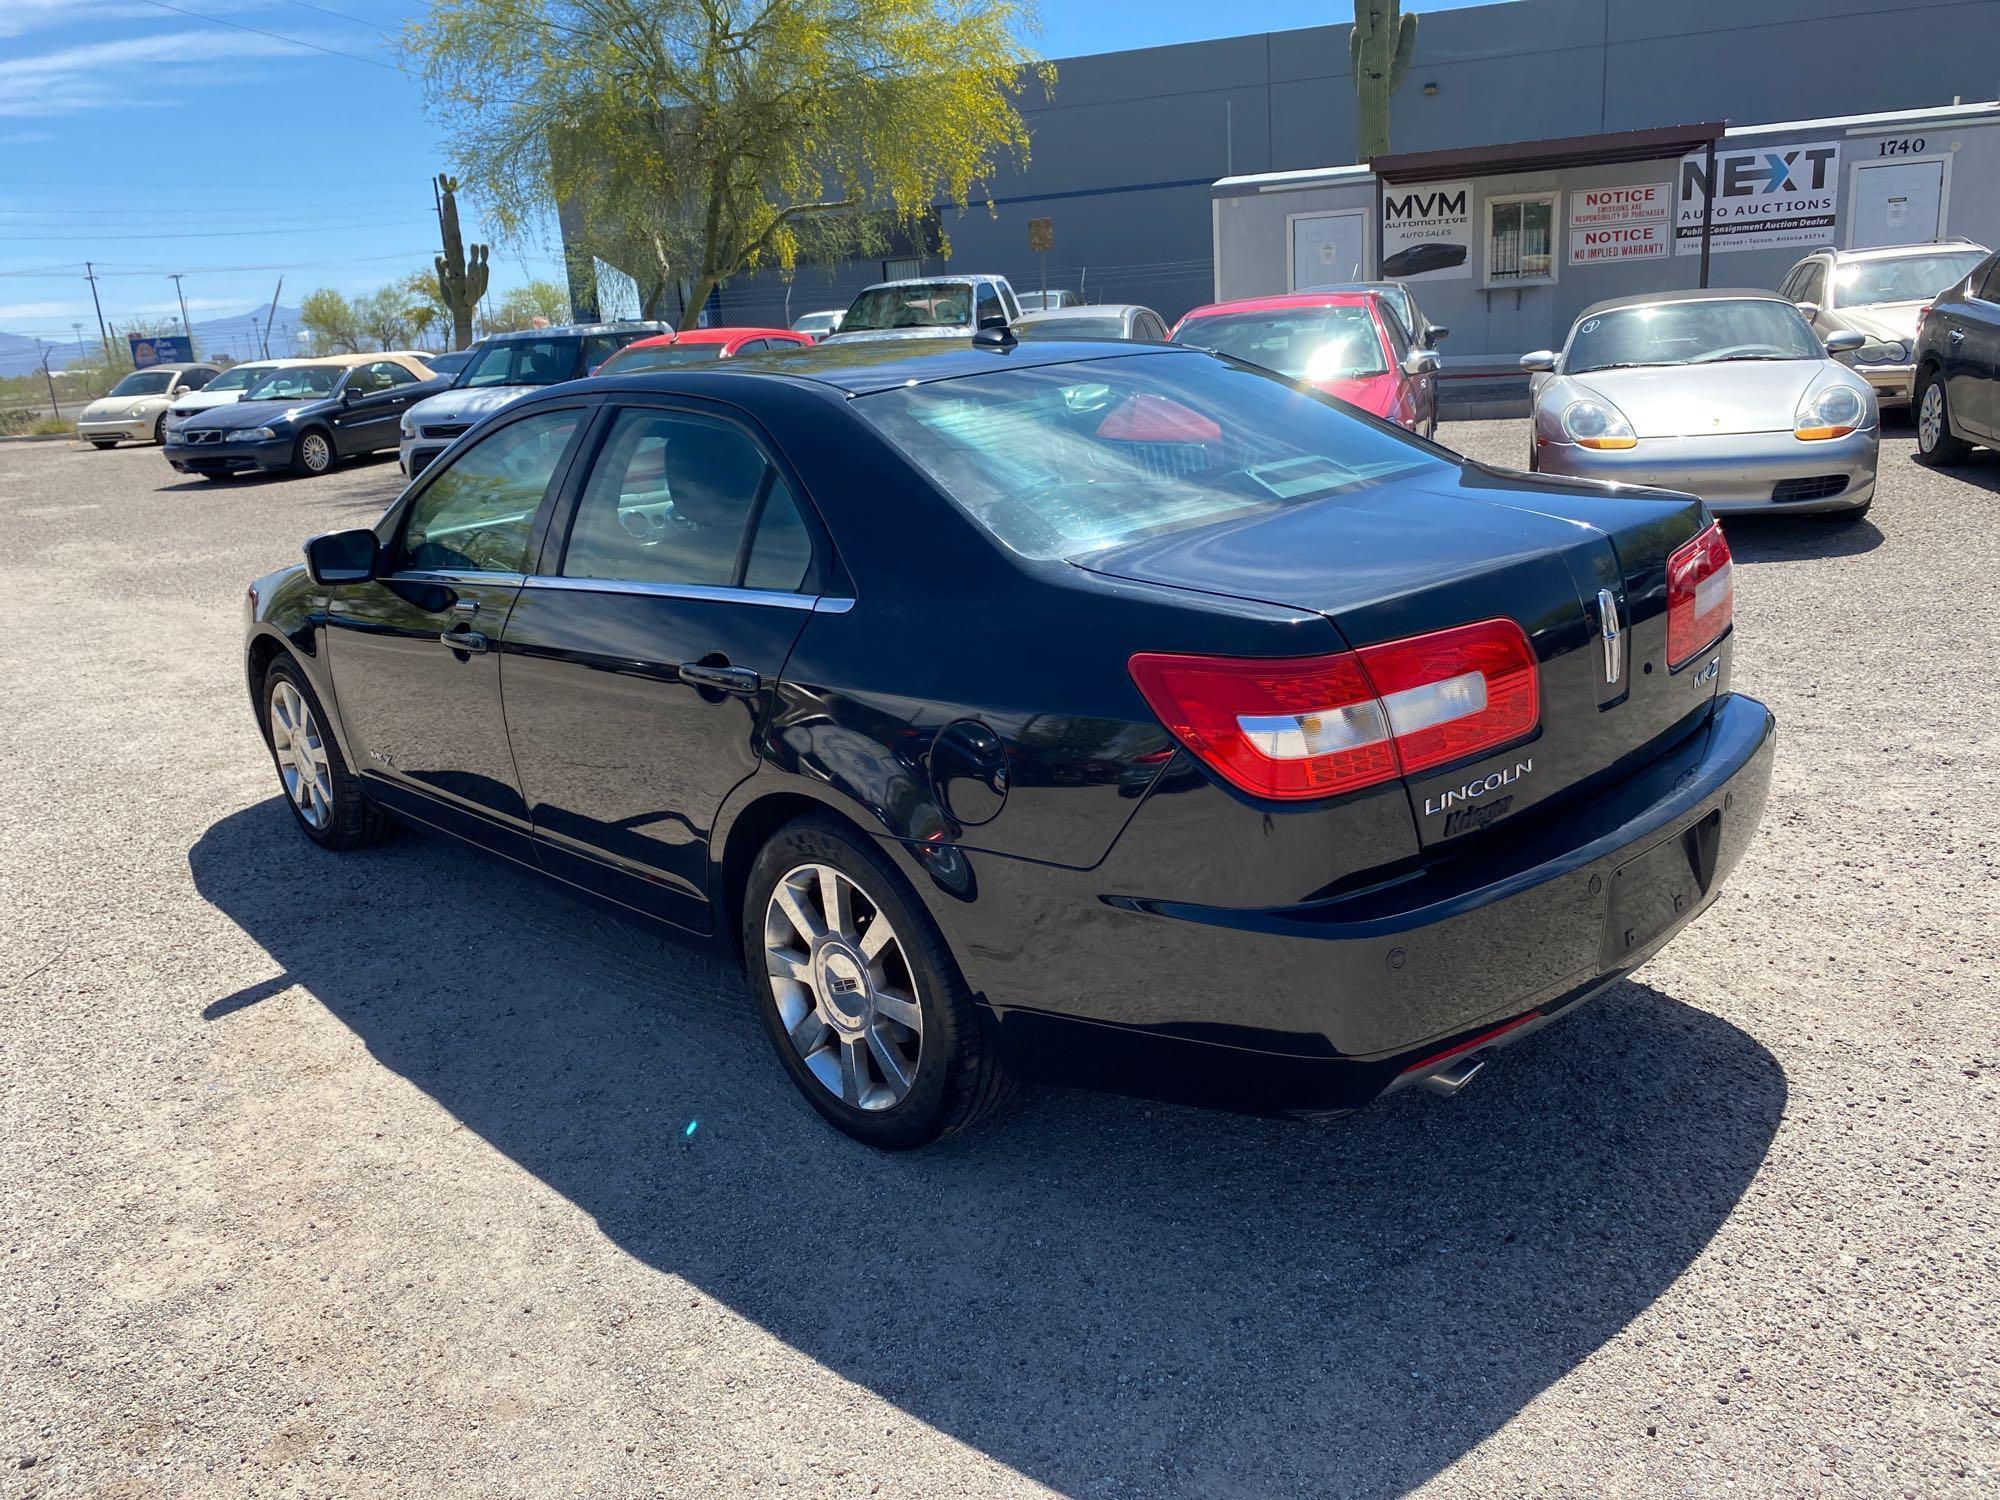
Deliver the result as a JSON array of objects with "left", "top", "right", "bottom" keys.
[
  {"left": 0, "top": 27, "right": 343, "bottom": 116},
  {"left": 0, "top": 0, "right": 270, "bottom": 39},
  {"left": 0, "top": 301, "right": 82, "bottom": 320}
]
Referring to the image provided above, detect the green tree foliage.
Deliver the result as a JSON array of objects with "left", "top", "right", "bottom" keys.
[
  {"left": 481, "top": 280, "right": 572, "bottom": 334},
  {"left": 409, "top": 0, "right": 1052, "bottom": 330},
  {"left": 298, "top": 289, "right": 365, "bottom": 354},
  {"left": 1350, "top": 0, "right": 1417, "bottom": 160}
]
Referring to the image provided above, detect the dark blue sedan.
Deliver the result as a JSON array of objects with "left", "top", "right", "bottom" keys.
[{"left": 167, "top": 353, "right": 445, "bottom": 478}]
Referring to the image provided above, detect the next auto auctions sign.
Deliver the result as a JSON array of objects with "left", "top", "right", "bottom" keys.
[
  {"left": 1569, "top": 183, "right": 1670, "bottom": 264},
  {"left": 1675, "top": 140, "right": 1840, "bottom": 255}
]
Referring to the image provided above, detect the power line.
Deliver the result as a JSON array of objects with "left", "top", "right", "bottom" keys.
[
  {"left": 275, "top": 0, "right": 404, "bottom": 42},
  {"left": 130, "top": 0, "right": 405, "bottom": 72}
]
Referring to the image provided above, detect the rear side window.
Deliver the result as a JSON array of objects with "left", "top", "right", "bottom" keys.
[
  {"left": 396, "top": 409, "right": 582, "bottom": 574},
  {"left": 1979, "top": 256, "right": 2000, "bottom": 302},
  {"left": 561, "top": 408, "right": 812, "bottom": 591},
  {"left": 855, "top": 352, "right": 1437, "bottom": 562}
]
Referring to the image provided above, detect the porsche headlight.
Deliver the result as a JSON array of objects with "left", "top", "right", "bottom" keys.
[
  {"left": 1852, "top": 339, "right": 1908, "bottom": 366},
  {"left": 1795, "top": 384, "right": 1867, "bottom": 441},
  {"left": 1562, "top": 398, "right": 1637, "bottom": 450}
]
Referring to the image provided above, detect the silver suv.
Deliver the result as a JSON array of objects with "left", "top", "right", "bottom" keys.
[
  {"left": 1777, "top": 240, "right": 1989, "bottom": 406},
  {"left": 823, "top": 275, "right": 1023, "bottom": 344}
]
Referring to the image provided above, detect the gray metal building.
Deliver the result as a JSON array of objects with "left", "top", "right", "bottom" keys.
[{"left": 574, "top": 0, "right": 2000, "bottom": 329}]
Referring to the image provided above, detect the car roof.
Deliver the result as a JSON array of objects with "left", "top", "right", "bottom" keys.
[
  {"left": 141, "top": 362, "right": 217, "bottom": 372},
  {"left": 1016, "top": 304, "right": 1149, "bottom": 319},
  {"left": 578, "top": 336, "right": 1192, "bottom": 396},
  {"left": 1177, "top": 291, "right": 1381, "bottom": 320},
  {"left": 1819, "top": 239, "right": 1988, "bottom": 262},
  {"left": 1574, "top": 287, "right": 1788, "bottom": 319},
  {"left": 621, "top": 328, "right": 799, "bottom": 349},
  {"left": 483, "top": 320, "right": 669, "bottom": 342},
  {"left": 856, "top": 275, "right": 995, "bottom": 290}
]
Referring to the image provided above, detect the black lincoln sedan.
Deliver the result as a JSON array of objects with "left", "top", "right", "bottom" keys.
[
  {"left": 167, "top": 353, "right": 445, "bottom": 478},
  {"left": 243, "top": 338, "right": 1774, "bottom": 1147}
]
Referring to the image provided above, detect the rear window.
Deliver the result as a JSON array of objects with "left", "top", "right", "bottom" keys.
[
  {"left": 1172, "top": 305, "right": 1388, "bottom": 381},
  {"left": 1019, "top": 314, "right": 1128, "bottom": 340},
  {"left": 841, "top": 283, "right": 975, "bottom": 333},
  {"left": 854, "top": 352, "right": 1438, "bottom": 561}
]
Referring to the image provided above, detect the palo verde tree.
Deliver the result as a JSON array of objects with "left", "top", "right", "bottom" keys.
[
  {"left": 1350, "top": 0, "right": 1417, "bottom": 160},
  {"left": 408, "top": 0, "right": 1052, "bottom": 330}
]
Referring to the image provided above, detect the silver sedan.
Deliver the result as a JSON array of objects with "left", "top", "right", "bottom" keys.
[{"left": 1523, "top": 290, "right": 1878, "bottom": 519}]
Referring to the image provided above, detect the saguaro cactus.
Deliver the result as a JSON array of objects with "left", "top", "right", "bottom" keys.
[
  {"left": 434, "top": 174, "right": 490, "bottom": 350},
  {"left": 1350, "top": 0, "right": 1417, "bottom": 161}
]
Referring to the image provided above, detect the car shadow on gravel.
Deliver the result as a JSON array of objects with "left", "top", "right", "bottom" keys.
[
  {"left": 191, "top": 800, "right": 1785, "bottom": 1499},
  {"left": 1719, "top": 510, "right": 1884, "bottom": 563}
]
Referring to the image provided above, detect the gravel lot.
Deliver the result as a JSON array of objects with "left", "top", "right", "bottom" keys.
[{"left": 2, "top": 420, "right": 1996, "bottom": 1499}]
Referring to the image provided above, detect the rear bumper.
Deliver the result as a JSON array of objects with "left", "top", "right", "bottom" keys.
[
  {"left": 1538, "top": 429, "right": 1877, "bottom": 514},
  {"left": 965, "top": 692, "right": 1776, "bottom": 1116}
]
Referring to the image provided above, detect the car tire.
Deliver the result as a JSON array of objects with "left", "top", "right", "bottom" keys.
[
  {"left": 153, "top": 414, "right": 168, "bottom": 445},
  {"left": 743, "top": 812, "right": 1015, "bottom": 1148},
  {"left": 1914, "top": 370, "right": 1971, "bottom": 467},
  {"left": 261, "top": 654, "right": 392, "bottom": 850},
  {"left": 291, "top": 428, "right": 335, "bottom": 477},
  {"left": 90, "top": 440, "right": 116, "bottom": 450}
]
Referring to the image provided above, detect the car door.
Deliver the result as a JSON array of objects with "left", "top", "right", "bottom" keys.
[
  {"left": 325, "top": 403, "right": 592, "bottom": 855},
  {"left": 499, "top": 400, "right": 830, "bottom": 931},
  {"left": 331, "top": 360, "right": 417, "bottom": 455},
  {"left": 1955, "top": 258, "right": 2000, "bottom": 438}
]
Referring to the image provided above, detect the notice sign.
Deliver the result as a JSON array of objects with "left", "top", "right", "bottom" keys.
[
  {"left": 1675, "top": 140, "right": 1840, "bottom": 255},
  {"left": 1380, "top": 181, "right": 1473, "bottom": 282},
  {"left": 1569, "top": 183, "right": 1671, "bottom": 264}
]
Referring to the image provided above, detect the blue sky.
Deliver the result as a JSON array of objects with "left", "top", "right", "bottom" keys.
[{"left": 0, "top": 1, "right": 1485, "bottom": 346}]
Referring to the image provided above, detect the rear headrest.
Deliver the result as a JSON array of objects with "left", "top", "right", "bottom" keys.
[{"left": 666, "top": 435, "right": 766, "bottom": 527}]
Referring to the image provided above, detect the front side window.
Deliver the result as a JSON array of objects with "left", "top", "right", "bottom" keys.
[
  {"left": 109, "top": 370, "right": 174, "bottom": 397},
  {"left": 855, "top": 351, "right": 1438, "bottom": 562},
  {"left": 245, "top": 366, "right": 341, "bottom": 400},
  {"left": 975, "top": 284, "right": 1003, "bottom": 325},
  {"left": 459, "top": 338, "right": 581, "bottom": 388},
  {"left": 396, "top": 409, "right": 582, "bottom": 574},
  {"left": 561, "top": 408, "right": 811, "bottom": 591},
  {"left": 840, "top": 283, "right": 975, "bottom": 333},
  {"left": 1796, "top": 264, "right": 1828, "bottom": 307},
  {"left": 1566, "top": 298, "right": 1823, "bottom": 373},
  {"left": 1832, "top": 251, "right": 1986, "bottom": 307},
  {"left": 1487, "top": 194, "right": 1558, "bottom": 286},
  {"left": 1172, "top": 304, "right": 1389, "bottom": 382},
  {"left": 182, "top": 369, "right": 216, "bottom": 390}
]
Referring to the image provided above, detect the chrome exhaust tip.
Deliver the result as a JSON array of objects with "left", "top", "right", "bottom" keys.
[{"left": 1418, "top": 1054, "right": 1487, "bottom": 1097}]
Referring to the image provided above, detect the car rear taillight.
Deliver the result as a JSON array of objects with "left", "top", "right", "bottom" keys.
[
  {"left": 1128, "top": 618, "right": 1539, "bottom": 801},
  {"left": 1666, "top": 522, "right": 1733, "bottom": 669}
]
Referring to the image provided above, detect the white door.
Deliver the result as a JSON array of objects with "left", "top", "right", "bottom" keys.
[
  {"left": 1291, "top": 211, "right": 1366, "bottom": 290},
  {"left": 1850, "top": 160, "right": 1945, "bottom": 249}
]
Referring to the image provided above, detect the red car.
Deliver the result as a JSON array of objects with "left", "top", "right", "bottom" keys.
[
  {"left": 594, "top": 326, "right": 813, "bottom": 374},
  {"left": 1169, "top": 291, "right": 1440, "bottom": 437}
]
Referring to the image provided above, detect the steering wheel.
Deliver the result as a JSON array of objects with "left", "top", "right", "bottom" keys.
[{"left": 1693, "top": 343, "right": 1791, "bottom": 362}]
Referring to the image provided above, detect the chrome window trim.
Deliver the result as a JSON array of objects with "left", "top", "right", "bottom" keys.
[
  {"left": 382, "top": 569, "right": 527, "bottom": 587},
  {"left": 520, "top": 574, "right": 854, "bottom": 613}
]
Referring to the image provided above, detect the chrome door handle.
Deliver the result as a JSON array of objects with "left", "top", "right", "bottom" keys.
[
  {"left": 439, "top": 627, "right": 489, "bottom": 653},
  {"left": 679, "top": 661, "right": 760, "bottom": 694},
  {"left": 1948, "top": 328, "right": 1966, "bottom": 341}
]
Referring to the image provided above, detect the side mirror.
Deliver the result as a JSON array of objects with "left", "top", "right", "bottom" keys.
[
  {"left": 1425, "top": 325, "right": 1450, "bottom": 346},
  {"left": 303, "top": 528, "right": 379, "bottom": 585},
  {"left": 341, "top": 384, "right": 367, "bottom": 404},
  {"left": 1795, "top": 301, "right": 1821, "bottom": 321},
  {"left": 1402, "top": 348, "right": 1442, "bottom": 377},
  {"left": 977, "top": 314, "right": 1010, "bottom": 331},
  {"left": 1825, "top": 329, "right": 1866, "bottom": 355},
  {"left": 1519, "top": 350, "right": 1558, "bottom": 373}
]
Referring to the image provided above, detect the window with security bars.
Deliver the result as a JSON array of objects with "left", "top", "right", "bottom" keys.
[{"left": 1487, "top": 194, "right": 1558, "bottom": 286}]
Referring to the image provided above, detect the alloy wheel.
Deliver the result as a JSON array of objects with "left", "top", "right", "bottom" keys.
[
  {"left": 301, "top": 432, "right": 331, "bottom": 473},
  {"left": 1918, "top": 383, "right": 1944, "bottom": 453},
  {"left": 269, "top": 680, "right": 333, "bottom": 830},
  {"left": 763, "top": 862, "right": 922, "bottom": 1111}
]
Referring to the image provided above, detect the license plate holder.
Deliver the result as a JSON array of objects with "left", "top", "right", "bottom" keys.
[{"left": 1601, "top": 829, "right": 1705, "bottom": 969}]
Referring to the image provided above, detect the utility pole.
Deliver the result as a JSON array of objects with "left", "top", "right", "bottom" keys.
[
  {"left": 71, "top": 322, "right": 86, "bottom": 361},
  {"left": 83, "top": 262, "right": 112, "bottom": 363},
  {"left": 169, "top": 273, "right": 195, "bottom": 355},
  {"left": 37, "top": 342, "right": 60, "bottom": 421}
]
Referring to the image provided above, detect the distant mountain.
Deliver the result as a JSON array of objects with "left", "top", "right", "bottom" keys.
[{"left": 0, "top": 305, "right": 304, "bottom": 377}]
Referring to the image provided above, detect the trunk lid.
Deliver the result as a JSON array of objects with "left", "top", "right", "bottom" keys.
[{"left": 1076, "top": 462, "right": 1721, "bottom": 845}]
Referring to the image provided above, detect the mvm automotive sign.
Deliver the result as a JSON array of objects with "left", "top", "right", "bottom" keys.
[
  {"left": 1380, "top": 181, "right": 1473, "bottom": 281},
  {"left": 1675, "top": 140, "right": 1841, "bottom": 255}
]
